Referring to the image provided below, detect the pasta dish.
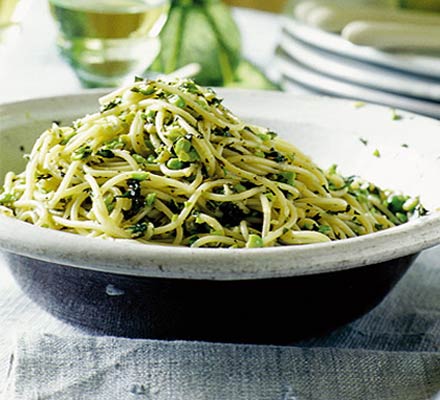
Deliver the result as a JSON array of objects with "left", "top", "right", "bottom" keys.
[{"left": 0, "top": 78, "right": 426, "bottom": 247}]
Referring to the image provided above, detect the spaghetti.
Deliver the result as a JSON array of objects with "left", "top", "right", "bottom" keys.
[{"left": 0, "top": 78, "right": 426, "bottom": 247}]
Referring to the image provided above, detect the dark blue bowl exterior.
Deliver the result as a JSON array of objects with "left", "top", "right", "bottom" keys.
[{"left": 5, "top": 252, "right": 416, "bottom": 344}]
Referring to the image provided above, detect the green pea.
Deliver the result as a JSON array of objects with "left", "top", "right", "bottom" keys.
[
  {"left": 246, "top": 234, "right": 264, "bottom": 248},
  {"left": 131, "top": 172, "right": 149, "bottom": 181},
  {"left": 0, "top": 193, "right": 16, "bottom": 204},
  {"left": 167, "top": 158, "right": 184, "bottom": 170},
  {"left": 169, "top": 95, "right": 186, "bottom": 108}
]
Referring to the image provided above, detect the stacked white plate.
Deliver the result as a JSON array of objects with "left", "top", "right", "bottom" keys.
[{"left": 276, "top": 17, "right": 440, "bottom": 119}]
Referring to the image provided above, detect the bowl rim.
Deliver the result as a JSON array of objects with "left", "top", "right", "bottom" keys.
[
  {"left": 1, "top": 212, "right": 440, "bottom": 280},
  {"left": 1, "top": 89, "right": 440, "bottom": 281}
]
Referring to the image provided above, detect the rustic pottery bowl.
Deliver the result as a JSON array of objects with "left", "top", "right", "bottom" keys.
[{"left": 1, "top": 90, "right": 440, "bottom": 344}]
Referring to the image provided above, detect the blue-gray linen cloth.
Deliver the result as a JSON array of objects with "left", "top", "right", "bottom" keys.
[{"left": 1, "top": 247, "right": 440, "bottom": 400}]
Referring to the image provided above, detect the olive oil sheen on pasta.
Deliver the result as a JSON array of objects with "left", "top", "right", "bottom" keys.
[{"left": 49, "top": 0, "right": 169, "bottom": 87}]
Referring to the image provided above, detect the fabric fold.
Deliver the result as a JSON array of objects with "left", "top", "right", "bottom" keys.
[{"left": 5, "top": 334, "right": 440, "bottom": 400}]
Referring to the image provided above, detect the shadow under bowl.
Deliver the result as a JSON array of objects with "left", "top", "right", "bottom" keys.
[{"left": 5, "top": 252, "right": 416, "bottom": 344}]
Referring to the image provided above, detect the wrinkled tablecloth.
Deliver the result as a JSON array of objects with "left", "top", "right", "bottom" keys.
[{"left": 1, "top": 247, "right": 440, "bottom": 399}]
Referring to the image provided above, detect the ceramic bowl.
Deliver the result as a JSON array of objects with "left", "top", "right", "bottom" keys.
[{"left": 1, "top": 90, "right": 440, "bottom": 344}]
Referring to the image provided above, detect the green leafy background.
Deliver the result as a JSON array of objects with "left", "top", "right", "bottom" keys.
[{"left": 150, "top": 0, "right": 278, "bottom": 89}]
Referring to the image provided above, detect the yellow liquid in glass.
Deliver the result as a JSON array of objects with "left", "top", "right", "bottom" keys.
[
  {"left": 0, "top": 0, "right": 20, "bottom": 25},
  {"left": 0, "top": 0, "right": 23, "bottom": 43},
  {"left": 49, "top": 0, "right": 169, "bottom": 86}
]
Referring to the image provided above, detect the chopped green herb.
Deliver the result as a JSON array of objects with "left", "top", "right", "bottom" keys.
[
  {"left": 145, "top": 192, "right": 157, "bottom": 206},
  {"left": 359, "top": 137, "right": 368, "bottom": 146},
  {"left": 120, "top": 179, "right": 145, "bottom": 219},
  {"left": 100, "top": 97, "right": 122, "bottom": 112},
  {"left": 37, "top": 174, "right": 52, "bottom": 180},
  {"left": 218, "top": 202, "right": 248, "bottom": 227},
  {"left": 234, "top": 183, "right": 246, "bottom": 193},
  {"left": 257, "top": 130, "right": 277, "bottom": 142},
  {"left": 353, "top": 101, "right": 365, "bottom": 108},
  {"left": 103, "top": 137, "right": 125, "bottom": 150},
  {"left": 196, "top": 98, "right": 209, "bottom": 110},
  {"left": 131, "top": 85, "right": 155, "bottom": 96},
  {"left": 188, "top": 235, "right": 199, "bottom": 245},
  {"left": 72, "top": 145, "right": 92, "bottom": 160},
  {"left": 388, "top": 195, "right": 407, "bottom": 213},
  {"left": 279, "top": 171, "right": 296, "bottom": 186},
  {"left": 265, "top": 151, "right": 286, "bottom": 163},
  {"left": 257, "top": 133, "right": 269, "bottom": 142},
  {"left": 104, "top": 195, "right": 115, "bottom": 212},
  {"left": 60, "top": 132, "right": 77, "bottom": 145},
  {"left": 391, "top": 109, "right": 402, "bottom": 121},
  {"left": 214, "top": 128, "right": 231, "bottom": 137},
  {"left": 96, "top": 149, "right": 115, "bottom": 158},
  {"left": 396, "top": 212, "right": 408, "bottom": 223},
  {"left": 127, "top": 222, "right": 148, "bottom": 238},
  {"left": 169, "top": 94, "right": 186, "bottom": 108},
  {"left": 180, "top": 80, "right": 199, "bottom": 94},
  {"left": 287, "top": 153, "right": 295, "bottom": 162},
  {"left": 416, "top": 203, "right": 428, "bottom": 217},
  {"left": 328, "top": 164, "right": 338, "bottom": 175},
  {"left": 318, "top": 225, "right": 331, "bottom": 234},
  {"left": 141, "top": 110, "right": 156, "bottom": 122},
  {"left": 373, "top": 149, "right": 381, "bottom": 158},
  {"left": 0, "top": 193, "right": 16, "bottom": 204}
]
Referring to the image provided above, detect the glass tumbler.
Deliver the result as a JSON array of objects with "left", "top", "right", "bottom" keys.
[
  {"left": 48, "top": 0, "right": 170, "bottom": 87},
  {"left": 0, "top": 0, "right": 29, "bottom": 45}
]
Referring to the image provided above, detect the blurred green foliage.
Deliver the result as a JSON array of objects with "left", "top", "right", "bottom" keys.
[{"left": 150, "top": 0, "right": 278, "bottom": 89}]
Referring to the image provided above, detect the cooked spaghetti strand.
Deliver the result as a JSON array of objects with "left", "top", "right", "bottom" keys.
[{"left": 0, "top": 78, "right": 426, "bottom": 248}]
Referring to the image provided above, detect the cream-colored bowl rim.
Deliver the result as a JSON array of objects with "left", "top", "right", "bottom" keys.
[{"left": 1, "top": 89, "right": 440, "bottom": 280}]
